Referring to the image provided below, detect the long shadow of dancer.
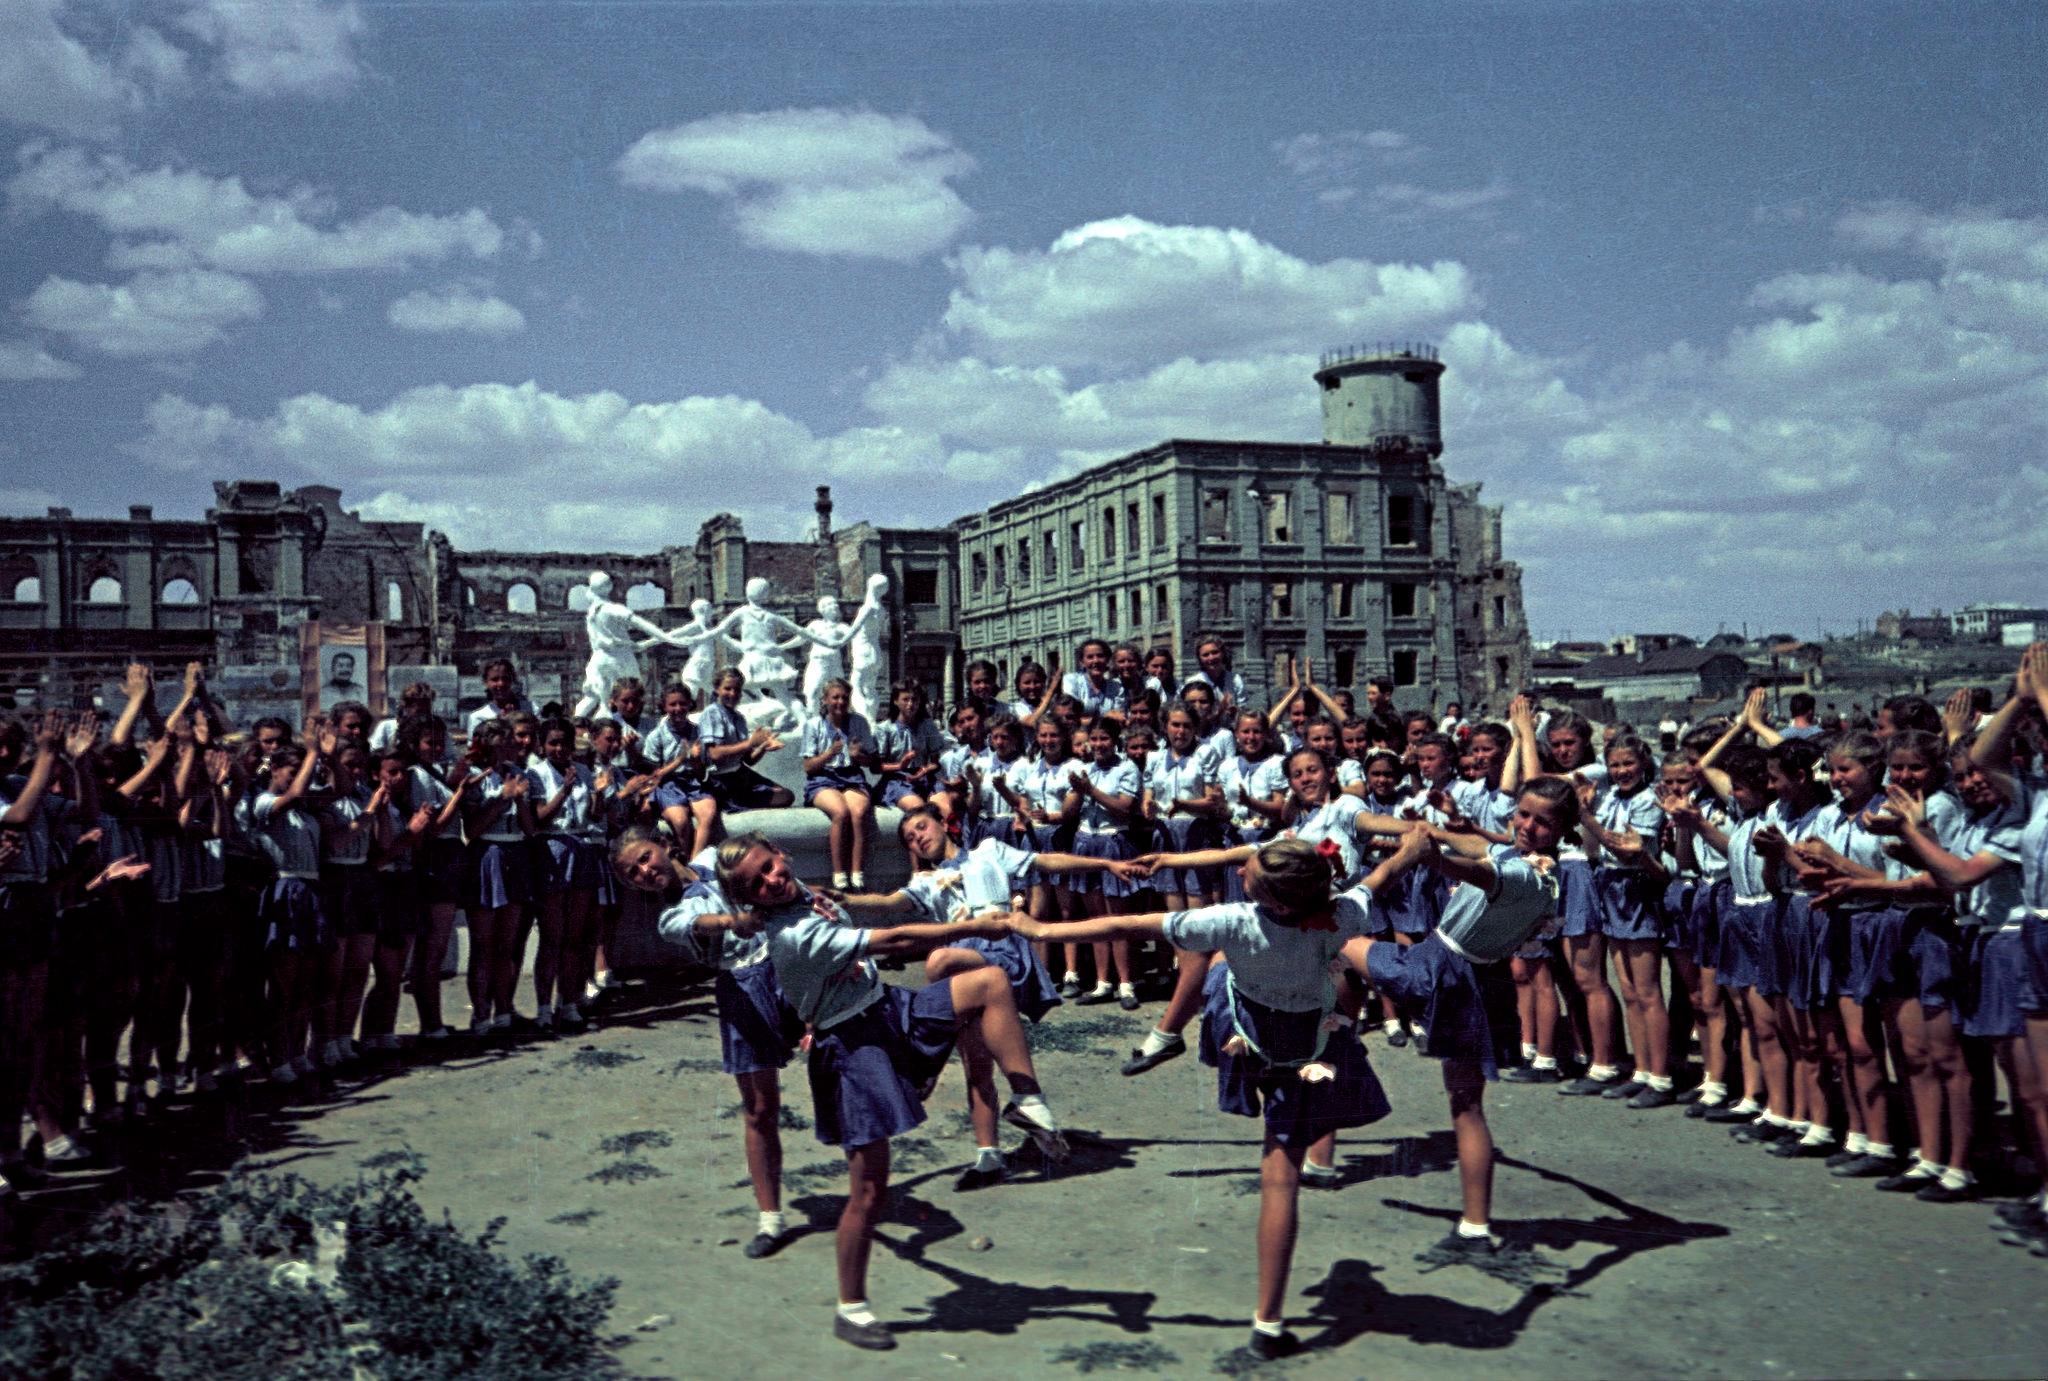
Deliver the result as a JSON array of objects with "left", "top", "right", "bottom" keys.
[
  {"left": 792, "top": 1176, "right": 1162, "bottom": 1342},
  {"left": 1288, "top": 1153, "right": 1730, "bottom": 1357}
]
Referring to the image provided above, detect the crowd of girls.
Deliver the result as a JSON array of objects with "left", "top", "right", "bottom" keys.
[{"left": 7, "top": 633, "right": 2048, "bottom": 1353}]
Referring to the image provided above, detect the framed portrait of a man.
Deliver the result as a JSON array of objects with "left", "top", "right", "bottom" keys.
[{"left": 300, "top": 621, "right": 387, "bottom": 719}]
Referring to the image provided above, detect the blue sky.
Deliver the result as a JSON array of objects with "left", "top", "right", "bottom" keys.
[{"left": 3, "top": 0, "right": 2043, "bottom": 639}]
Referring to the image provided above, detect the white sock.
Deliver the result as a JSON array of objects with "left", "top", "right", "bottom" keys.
[
  {"left": 1940, "top": 1165, "right": 1974, "bottom": 1190},
  {"left": 1531, "top": 1054, "right": 1558, "bottom": 1070},
  {"left": 1866, "top": 1141, "right": 1894, "bottom": 1159},
  {"left": 1521, "top": 1042, "right": 1538, "bottom": 1060},
  {"left": 1904, "top": 1156, "right": 1938, "bottom": 1178},
  {"left": 1008, "top": 1092, "right": 1058, "bottom": 1129},
  {"left": 1302, "top": 1158, "right": 1337, "bottom": 1177},
  {"left": 1588, "top": 1064, "right": 1620, "bottom": 1082},
  {"left": 1730, "top": 1097, "right": 1761, "bottom": 1115},
  {"left": 832, "top": 872, "right": 850, "bottom": 889},
  {"left": 1089, "top": 981, "right": 1112, "bottom": 996},
  {"left": 837, "top": 1301, "right": 878, "bottom": 1328},
  {"left": 1116, "top": 982, "right": 1136, "bottom": 998},
  {"left": 1844, "top": 1131, "right": 1869, "bottom": 1155},
  {"left": 1698, "top": 1080, "right": 1728, "bottom": 1103},
  {"left": 758, "top": 1209, "right": 785, "bottom": 1238},
  {"left": 1457, "top": 1219, "right": 1492, "bottom": 1238},
  {"left": 1382, "top": 1019, "right": 1403, "bottom": 1037},
  {"left": 1786, "top": 1119, "right": 1810, "bottom": 1136},
  {"left": 1799, "top": 1125, "right": 1835, "bottom": 1146},
  {"left": 1063, "top": 971, "right": 1081, "bottom": 984},
  {"left": 1644, "top": 1073, "right": 1674, "bottom": 1092},
  {"left": 1139, "top": 1028, "right": 1179, "bottom": 1056},
  {"left": 849, "top": 872, "right": 865, "bottom": 888},
  {"left": 974, "top": 1146, "right": 1003, "bottom": 1171},
  {"left": 1251, "top": 1317, "right": 1287, "bottom": 1338}
]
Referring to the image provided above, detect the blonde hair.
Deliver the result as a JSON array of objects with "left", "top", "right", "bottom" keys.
[{"left": 713, "top": 831, "right": 777, "bottom": 903}]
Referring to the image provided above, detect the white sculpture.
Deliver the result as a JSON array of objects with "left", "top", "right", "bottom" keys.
[
  {"left": 715, "top": 577, "right": 828, "bottom": 728},
  {"left": 669, "top": 598, "right": 723, "bottom": 701},
  {"left": 845, "top": 573, "right": 889, "bottom": 722},
  {"left": 571, "top": 572, "right": 676, "bottom": 719},
  {"left": 799, "top": 596, "right": 852, "bottom": 715}
]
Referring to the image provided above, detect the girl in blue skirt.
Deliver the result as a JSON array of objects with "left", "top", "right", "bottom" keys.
[
  {"left": 1062, "top": 720, "right": 1143, "bottom": 1007},
  {"left": 1355, "top": 776, "right": 1576, "bottom": 1259},
  {"left": 1579, "top": 734, "right": 1677, "bottom": 1106},
  {"left": 459, "top": 720, "right": 533, "bottom": 1037},
  {"left": 831, "top": 807, "right": 1133, "bottom": 1190},
  {"left": 615, "top": 829, "right": 805, "bottom": 1259},
  {"left": 1011, "top": 837, "right": 1391, "bottom": 1363},
  {"left": 530, "top": 716, "right": 609, "bottom": 1033},
  {"left": 250, "top": 726, "right": 328, "bottom": 1083},
  {"left": 715, "top": 833, "right": 1068, "bottom": 1352},
  {"left": 800, "top": 679, "right": 878, "bottom": 889},
  {"left": 1123, "top": 703, "right": 1226, "bottom": 1073}
]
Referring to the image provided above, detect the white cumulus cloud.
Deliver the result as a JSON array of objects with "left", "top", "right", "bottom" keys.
[
  {"left": 0, "top": 1, "right": 188, "bottom": 141},
  {"left": 617, "top": 107, "right": 975, "bottom": 261},
  {"left": 940, "top": 216, "right": 1474, "bottom": 371},
  {"left": 386, "top": 284, "right": 525, "bottom": 337},
  {"left": 22, "top": 269, "right": 262, "bottom": 358},
  {"left": 126, "top": 382, "right": 873, "bottom": 547},
  {"left": 178, "top": 0, "right": 367, "bottom": 99},
  {"left": 9, "top": 145, "right": 506, "bottom": 275},
  {"left": 0, "top": 339, "right": 84, "bottom": 381}
]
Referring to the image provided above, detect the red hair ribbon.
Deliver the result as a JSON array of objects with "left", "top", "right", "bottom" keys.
[{"left": 1315, "top": 838, "right": 1342, "bottom": 862}]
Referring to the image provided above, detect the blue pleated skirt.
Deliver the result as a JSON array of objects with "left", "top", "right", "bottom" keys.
[
  {"left": 1718, "top": 893, "right": 1782, "bottom": 994},
  {"left": 1151, "top": 813, "right": 1226, "bottom": 897},
  {"left": 717, "top": 962, "right": 806, "bottom": 1075},
  {"left": 1067, "top": 829, "right": 1136, "bottom": 895},
  {"left": 807, "top": 983, "right": 960, "bottom": 1148},
  {"left": 541, "top": 835, "right": 608, "bottom": 895},
  {"left": 1553, "top": 855, "right": 1601, "bottom": 939},
  {"left": 2025, "top": 911, "right": 2048, "bottom": 1016},
  {"left": 1385, "top": 865, "right": 1445, "bottom": 937},
  {"left": 1841, "top": 906, "right": 1957, "bottom": 1012},
  {"left": 952, "top": 932, "right": 1063, "bottom": 1022},
  {"left": 1198, "top": 963, "right": 1390, "bottom": 1145},
  {"left": 1596, "top": 866, "right": 1666, "bottom": 942},
  {"left": 1776, "top": 895, "right": 1839, "bottom": 1010},
  {"left": 259, "top": 877, "right": 328, "bottom": 952},
  {"left": 1368, "top": 931, "right": 1522, "bottom": 1079},
  {"left": 467, "top": 839, "right": 533, "bottom": 910},
  {"left": 965, "top": 815, "right": 1033, "bottom": 850},
  {"left": 1960, "top": 926, "right": 2037, "bottom": 1039}
]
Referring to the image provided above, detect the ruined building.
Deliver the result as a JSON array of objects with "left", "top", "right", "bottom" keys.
[{"left": 0, "top": 348, "right": 1527, "bottom": 718}]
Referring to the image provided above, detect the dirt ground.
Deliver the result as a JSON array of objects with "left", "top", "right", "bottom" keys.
[{"left": 17, "top": 962, "right": 2048, "bottom": 1380}]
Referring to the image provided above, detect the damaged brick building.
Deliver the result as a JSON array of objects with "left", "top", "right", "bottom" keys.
[{"left": 0, "top": 347, "right": 1529, "bottom": 720}]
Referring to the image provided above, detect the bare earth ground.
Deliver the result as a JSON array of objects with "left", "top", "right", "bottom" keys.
[{"left": 16, "top": 964, "right": 2048, "bottom": 1380}]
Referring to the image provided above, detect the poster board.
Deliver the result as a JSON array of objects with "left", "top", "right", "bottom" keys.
[{"left": 300, "top": 620, "right": 387, "bottom": 722}]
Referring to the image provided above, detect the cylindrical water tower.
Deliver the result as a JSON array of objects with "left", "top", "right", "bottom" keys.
[{"left": 1314, "top": 344, "right": 1444, "bottom": 456}]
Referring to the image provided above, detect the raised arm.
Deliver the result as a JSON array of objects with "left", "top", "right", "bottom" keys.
[
  {"left": 1301, "top": 659, "right": 1347, "bottom": 722},
  {"left": 1, "top": 713, "right": 64, "bottom": 826},
  {"left": 1266, "top": 657, "right": 1302, "bottom": 729},
  {"left": 109, "top": 663, "right": 152, "bottom": 750},
  {"left": 1739, "top": 686, "right": 1783, "bottom": 749},
  {"left": 1502, "top": 695, "right": 1541, "bottom": 797},
  {"left": 1971, "top": 644, "right": 2046, "bottom": 782}
]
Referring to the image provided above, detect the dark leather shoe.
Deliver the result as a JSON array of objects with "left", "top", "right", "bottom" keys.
[{"left": 833, "top": 1316, "right": 896, "bottom": 1351}]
